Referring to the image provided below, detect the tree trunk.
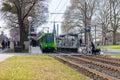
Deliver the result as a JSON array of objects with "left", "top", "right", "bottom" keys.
[
  {"left": 104, "top": 34, "right": 107, "bottom": 45},
  {"left": 17, "top": 0, "right": 25, "bottom": 51},
  {"left": 86, "top": 18, "right": 91, "bottom": 47},
  {"left": 19, "top": 21, "right": 25, "bottom": 47},
  {"left": 112, "top": 31, "right": 116, "bottom": 45},
  {"left": 18, "top": 17, "right": 25, "bottom": 50}
]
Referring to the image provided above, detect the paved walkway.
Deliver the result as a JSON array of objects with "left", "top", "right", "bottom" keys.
[
  {"left": 0, "top": 48, "right": 29, "bottom": 62},
  {"left": 101, "top": 49, "right": 120, "bottom": 54},
  {"left": 0, "top": 54, "right": 14, "bottom": 62},
  {"left": 0, "top": 48, "right": 8, "bottom": 53},
  {"left": 0, "top": 49, "right": 13, "bottom": 62},
  {"left": 0, "top": 47, "right": 120, "bottom": 62}
]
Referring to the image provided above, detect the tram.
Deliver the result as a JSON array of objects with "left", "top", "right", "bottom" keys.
[{"left": 37, "top": 33, "right": 56, "bottom": 52}]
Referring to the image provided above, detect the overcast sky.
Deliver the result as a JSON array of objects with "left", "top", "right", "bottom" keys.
[
  {"left": 0, "top": 0, "right": 9, "bottom": 37},
  {"left": 0, "top": 0, "right": 70, "bottom": 36},
  {"left": 0, "top": 0, "right": 4, "bottom": 27},
  {"left": 39, "top": 0, "right": 70, "bottom": 34}
]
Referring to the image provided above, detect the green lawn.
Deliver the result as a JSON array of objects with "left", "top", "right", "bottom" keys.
[
  {"left": 97, "top": 45, "right": 120, "bottom": 49},
  {"left": 107, "top": 54, "right": 120, "bottom": 57},
  {"left": 5, "top": 49, "right": 28, "bottom": 53},
  {"left": 0, "top": 55, "right": 89, "bottom": 80}
]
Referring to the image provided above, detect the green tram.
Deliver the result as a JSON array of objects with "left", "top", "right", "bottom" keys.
[{"left": 37, "top": 33, "right": 56, "bottom": 52}]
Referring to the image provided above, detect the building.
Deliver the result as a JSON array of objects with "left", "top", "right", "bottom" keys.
[
  {"left": 10, "top": 27, "right": 20, "bottom": 42},
  {"left": 0, "top": 32, "right": 8, "bottom": 42}
]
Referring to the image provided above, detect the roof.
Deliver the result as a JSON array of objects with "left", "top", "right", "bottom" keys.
[
  {"left": 59, "top": 33, "right": 78, "bottom": 37},
  {"left": 37, "top": 33, "right": 54, "bottom": 40}
]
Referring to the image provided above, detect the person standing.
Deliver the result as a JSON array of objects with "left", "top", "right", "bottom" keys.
[
  {"left": 8, "top": 40, "right": 10, "bottom": 48},
  {"left": 2, "top": 40, "right": 5, "bottom": 50},
  {"left": 79, "top": 38, "right": 82, "bottom": 47}
]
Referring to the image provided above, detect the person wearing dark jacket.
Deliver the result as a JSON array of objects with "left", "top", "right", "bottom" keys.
[
  {"left": 91, "top": 41, "right": 95, "bottom": 50},
  {"left": 2, "top": 40, "right": 5, "bottom": 50},
  {"left": 91, "top": 41, "right": 100, "bottom": 54},
  {"left": 8, "top": 40, "right": 10, "bottom": 48},
  {"left": 31, "top": 38, "right": 37, "bottom": 47},
  {"left": 79, "top": 38, "right": 82, "bottom": 47}
]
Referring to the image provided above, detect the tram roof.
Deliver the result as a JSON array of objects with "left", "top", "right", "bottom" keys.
[{"left": 59, "top": 33, "right": 78, "bottom": 37}]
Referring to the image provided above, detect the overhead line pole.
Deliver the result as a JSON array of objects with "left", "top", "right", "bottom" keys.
[
  {"left": 84, "top": 1, "right": 87, "bottom": 46},
  {"left": 95, "top": 25, "right": 96, "bottom": 45}
]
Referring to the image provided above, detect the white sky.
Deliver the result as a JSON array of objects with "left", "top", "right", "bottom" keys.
[
  {"left": 0, "top": 0, "right": 9, "bottom": 37},
  {"left": 39, "top": 0, "right": 70, "bottom": 34},
  {"left": 0, "top": 0, "right": 71, "bottom": 37}
]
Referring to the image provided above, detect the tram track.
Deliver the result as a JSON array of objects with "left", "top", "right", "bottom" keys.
[
  {"left": 55, "top": 56, "right": 120, "bottom": 80},
  {"left": 68, "top": 56, "right": 120, "bottom": 79},
  {"left": 79, "top": 56, "right": 120, "bottom": 67},
  {"left": 97, "top": 56, "right": 120, "bottom": 62}
]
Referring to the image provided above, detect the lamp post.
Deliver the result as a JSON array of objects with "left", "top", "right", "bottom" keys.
[
  {"left": 27, "top": 16, "right": 33, "bottom": 54},
  {"left": 57, "top": 24, "right": 59, "bottom": 36}
]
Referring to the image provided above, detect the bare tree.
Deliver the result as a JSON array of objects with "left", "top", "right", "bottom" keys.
[
  {"left": 62, "top": 0, "right": 99, "bottom": 46},
  {"left": 96, "top": 0, "right": 110, "bottom": 45},
  {"left": 61, "top": 0, "right": 83, "bottom": 34},
  {"left": 1, "top": 0, "right": 48, "bottom": 50},
  {"left": 109, "top": 0, "right": 120, "bottom": 45},
  {"left": 62, "top": 0, "right": 120, "bottom": 45}
]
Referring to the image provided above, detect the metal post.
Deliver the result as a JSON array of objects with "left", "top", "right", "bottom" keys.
[
  {"left": 28, "top": 16, "right": 33, "bottom": 54},
  {"left": 102, "top": 23, "right": 104, "bottom": 46},
  {"left": 84, "top": 1, "right": 87, "bottom": 46},
  {"left": 95, "top": 25, "right": 96, "bottom": 45},
  {"left": 57, "top": 24, "right": 59, "bottom": 36},
  {"left": 29, "top": 22, "right": 31, "bottom": 54}
]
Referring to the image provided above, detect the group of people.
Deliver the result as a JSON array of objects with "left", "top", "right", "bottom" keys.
[{"left": 1, "top": 40, "right": 10, "bottom": 50}]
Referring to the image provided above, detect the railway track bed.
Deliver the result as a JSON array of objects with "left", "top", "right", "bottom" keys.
[{"left": 55, "top": 55, "right": 120, "bottom": 80}]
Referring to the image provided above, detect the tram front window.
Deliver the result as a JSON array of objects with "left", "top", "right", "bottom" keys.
[{"left": 46, "top": 35, "right": 54, "bottom": 42}]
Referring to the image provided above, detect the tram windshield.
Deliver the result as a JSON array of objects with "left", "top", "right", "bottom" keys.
[{"left": 46, "top": 35, "right": 54, "bottom": 42}]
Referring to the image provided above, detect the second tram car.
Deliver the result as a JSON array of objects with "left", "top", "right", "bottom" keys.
[{"left": 56, "top": 34, "right": 79, "bottom": 52}]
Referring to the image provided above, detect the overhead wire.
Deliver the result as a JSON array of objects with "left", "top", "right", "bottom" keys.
[
  {"left": 51, "top": 0, "right": 63, "bottom": 13},
  {"left": 42, "top": 0, "right": 81, "bottom": 24},
  {"left": 45, "top": 0, "right": 63, "bottom": 27},
  {"left": 53, "top": 0, "right": 70, "bottom": 21},
  {"left": 42, "top": 0, "right": 83, "bottom": 34}
]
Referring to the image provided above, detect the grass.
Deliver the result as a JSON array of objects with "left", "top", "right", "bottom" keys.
[
  {"left": 5, "top": 49, "right": 14, "bottom": 53},
  {"left": 107, "top": 54, "right": 120, "bottom": 57},
  {"left": 5, "top": 49, "right": 28, "bottom": 53},
  {"left": 0, "top": 55, "right": 89, "bottom": 80},
  {"left": 97, "top": 45, "right": 120, "bottom": 49}
]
